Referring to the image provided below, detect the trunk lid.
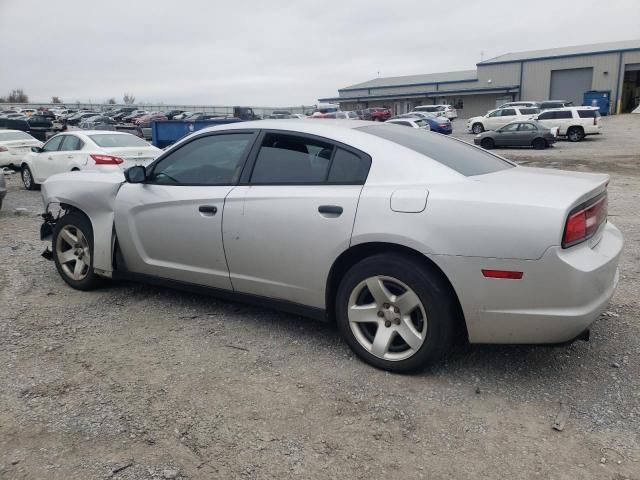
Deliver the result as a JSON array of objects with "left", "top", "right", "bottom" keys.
[{"left": 99, "top": 146, "right": 160, "bottom": 166}]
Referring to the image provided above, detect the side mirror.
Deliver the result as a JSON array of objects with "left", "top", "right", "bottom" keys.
[
  {"left": 124, "top": 165, "right": 146, "bottom": 183},
  {"left": 31, "top": 146, "right": 42, "bottom": 153}
]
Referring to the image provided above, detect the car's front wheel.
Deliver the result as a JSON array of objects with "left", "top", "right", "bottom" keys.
[
  {"left": 336, "top": 254, "right": 455, "bottom": 372},
  {"left": 480, "top": 138, "right": 495, "bottom": 149},
  {"left": 21, "top": 165, "right": 39, "bottom": 190},
  {"left": 52, "top": 212, "right": 103, "bottom": 290},
  {"left": 472, "top": 123, "right": 484, "bottom": 134}
]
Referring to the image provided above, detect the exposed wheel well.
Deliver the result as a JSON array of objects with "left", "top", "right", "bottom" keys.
[{"left": 325, "top": 242, "right": 468, "bottom": 340}]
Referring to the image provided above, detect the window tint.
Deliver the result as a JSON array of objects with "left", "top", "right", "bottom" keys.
[
  {"left": 555, "top": 110, "right": 572, "bottom": 119},
  {"left": 487, "top": 110, "right": 501, "bottom": 118},
  {"left": 42, "top": 135, "right": 64, "bottom": 152},
  {"left": 358, "top": 125, "right": 513, "bottom": 176},
  {"left": 150, "top": 133, "right": 253, "bottom": 185},
  {"left": 60, "top": 135, "right": 84, "bottom": 151},
  {"left": 501, "top": 109, "right": 517, "bottom": 116},
  {"left": 251, "top": 133, "right": 334, "bottom": 184},
  {"left": 537, "top": 111, "right": 554, "bottom": 120},
  {"left": 500, "top": 123, "right": 520, "bottom": 131},
  {"left": 328, "top": 148, "right": 370, "bottom": 183},
  {"left": 518, "top": 123, "right": 537, "bottom": 131},
  {"left": 520, "top": 108, "right": 539, "bottom": 114},
  {"left": 577, "top": 109, "right": 599, "bottom": 118},
  {"left": 393, "top": 121, "right": 412, "bottom": 127}
]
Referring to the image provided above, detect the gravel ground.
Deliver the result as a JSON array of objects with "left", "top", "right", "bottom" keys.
[{"left": 1, "top": 114, "right": 639, "bottom": 479}]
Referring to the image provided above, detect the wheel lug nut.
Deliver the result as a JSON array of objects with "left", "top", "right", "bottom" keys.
[
  {"left": 377, "top": 311, "right": 384, "bottom": 318},
  {"left": 383, "top": 303, "right": 390, "bottom": 309},
  {"left": 393, "top": 306, "right": 400, "bottom": 313},
  {"left": 384, "top": 320, "right": 391, "bottom": 328},
  {"left": 394, "top": 318, "right": 401, "bottom": 325}
]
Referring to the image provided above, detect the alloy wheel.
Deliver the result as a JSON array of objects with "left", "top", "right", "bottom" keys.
[
  {"left": 55, "top": 225, "right": 91, "bottom": 281},
  {"left": 347, "top": 276, "right": 427, "bottom": 361},
  {"left": 472, "top": 123, "right": 483, "bottom": 134},
  {"left": 22, "top": 168, "right": 32, "bottom": 189}
]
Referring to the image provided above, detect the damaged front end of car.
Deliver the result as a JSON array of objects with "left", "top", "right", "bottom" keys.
[{"left": 40, "top": 202, "right": 67, "bottom": 260}]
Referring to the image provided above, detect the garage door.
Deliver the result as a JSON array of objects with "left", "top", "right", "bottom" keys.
[{"left": 550, "top": 68, "right": 593, "bottom": 106}]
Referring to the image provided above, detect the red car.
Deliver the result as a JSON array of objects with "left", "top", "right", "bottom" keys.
[
  {"left": 133, "top": 113, "right": 168, "bottom": 125},
  {"left": 364, "top": 108, "right": 391, "bottom": 121}
]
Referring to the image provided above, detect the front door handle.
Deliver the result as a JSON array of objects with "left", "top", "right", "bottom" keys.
[
  {"left": 198, "top": 205, "right": 218, "bottom": 216},
  {"left": 318, "top": 205, "right": 343, "bottom": 216}
]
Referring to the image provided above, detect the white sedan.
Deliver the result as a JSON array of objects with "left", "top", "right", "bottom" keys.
[
  {"left": 21, "top": 130, "right": 162, "bottom": 190},
  {"left": 0, "top": 130, "right": 43, "bottom": 168}
]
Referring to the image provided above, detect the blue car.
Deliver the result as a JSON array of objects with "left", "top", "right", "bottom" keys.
[{"left": 391, "top": 112, "right": 452, "bottom": 135}]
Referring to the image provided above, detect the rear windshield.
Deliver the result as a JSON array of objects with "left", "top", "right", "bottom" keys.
[
  {"left": 0, "top": 131, "right": 33, "bottom": 141},
  {"left": 357, "top": 125, "right": 513, "bottom": 176},
  {"left": 89, "top": 134, "right": 149, "bottom": 148}
]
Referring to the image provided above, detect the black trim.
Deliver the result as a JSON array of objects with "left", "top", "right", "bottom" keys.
[
  {"left": 239, "top": 129, "right": 372, "bottom": 186},
  {"left": 112, "top": 270, "right": 327, "bottom": 322},
  {"left": 143, "top": 129, "right": 259, "bottom": 187},
  {"left": 561, "top": 190, "right": 607, "bottom": 249},
  {"left": 318, "top": 205, "right": 343, "bottom": 215}
]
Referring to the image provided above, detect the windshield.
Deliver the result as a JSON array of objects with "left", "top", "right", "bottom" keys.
[
  {"left": 357, "top": 125, "right": 513, "bottom": 176},
  {"left": 0, "top": 131, "right": 34, "bottom": 141},
  {"left": 89, "top": 134, "right": 150, "bottom": 148}
]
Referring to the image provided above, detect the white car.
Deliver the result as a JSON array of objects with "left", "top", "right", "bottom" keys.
[
  {"left": 386, "top": 118, "right": 431, "bottom": 131},
  {"left": 0, "top": 130, "right": 43, "bottom": 168},
  {"left": 466, "top": 106, "right": 540, "bottom": 134},
  {"left": 533, "top": 107, "right": 601, "bottom": 142},
  {"left": 414, "top": 104, "right": 458, "bottom": 120},
  {"left": 20, "top": 131, "right": 162, "bottom": 190},
  {"left": 497, "top": 101, "right": 541, "bottom": 109}
]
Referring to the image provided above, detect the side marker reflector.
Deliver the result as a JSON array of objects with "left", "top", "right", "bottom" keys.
[{"left": 482, "top": 269, "right": 523, "bottom": 279}]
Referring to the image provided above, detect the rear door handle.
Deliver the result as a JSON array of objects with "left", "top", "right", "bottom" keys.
[
  {"left": 198, "top": 205, "right": 218, "bottom": 216},
  {"left": 318, "top": 205, "right": 343, "bottom": 216}
]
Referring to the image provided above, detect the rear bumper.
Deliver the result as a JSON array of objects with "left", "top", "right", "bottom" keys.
[{"left": 429, "top": 222, "right": 623, "bottom": 344}]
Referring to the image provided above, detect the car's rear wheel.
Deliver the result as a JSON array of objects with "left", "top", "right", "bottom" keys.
[
  {"left": 472, "top": 123, "right": 484, "bottom": 134},
  {"left": 336, "top": 254, "right": 455, "bottom": 372},
  {"left": 52, "top": 212, "right": 103, "bottom": 290},
  {"left": 480, "top": 138, "right": 495, "bottom": 149},
  {"left": 567, "top": 126, "right": 584, "bottom": 142},
  {"left": 532, "top": 137, "right": 547, "bottom": 150},
  {"left": 21, "top": 165, "right": 39, "bottom": 190}
]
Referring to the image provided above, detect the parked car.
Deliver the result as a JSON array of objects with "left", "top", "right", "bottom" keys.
[
  {"left": 38, "top": 120, "right": 622, "bottom": 372},
  {"left": 0, "top": 170, "right": 6, "bottom": 210},
  {"left": 362, "top": 108, "right": 392, "bottom": 122},
  {"left": 172, "top": 111, "right": 193, "bottom": 120},
  {"left": 540, "top": 100, "right": 573, "bottom": 110},
  {"left": 163, "top": 110, "right": 185, "bottom": 120},
  {"left": 79, "top": 116, "right": 117, "bottom": 130},
  {"left": 533, "top": 107, "right": 601, "bottom": 142},
  {"left": 21, "top": 131, "right": 161, "bottom": 190},
  {"left": 1, "top": 113, "right": 24, "bottom": 119},
  {"left": 474, "top": 121, "right": 556, "bottom": 149},
  {"left": 386, "top": 118, "right": 431, "bottom": 131},
  {"left": 26, "top": 115, "right": 53, "bottom": 133},
  {"left": 183, "top": 113, "right": 222, "bottom": 121},
  {"left": 122, "top": 110, "right": 149, "bottom": 123},
  {"left": 0, "top": 118, "right": 31, "bottom": 133},
  {"left": 0, "top": 130, "right": 43, "bottom": 167},
  {"left": 270, "top": 110, "right": 292, "bottom": 119},
  {"left": 38, "top": 111, "right": 57, "bottom": 121},
  {"left": 466, "top": 106, "right": 540, "bottom": 134},
  {"left": 497, "top": 101, "right": 541, "bottom": 109},
  {"left": 67, "top": 112, "right": 100, "bottom": 126},
  {"left": 134, "top": 113, "right": 168, "bottom": 125},
  {"left": 343, "top": 111, "right": 359, "bottom": 120},
  {"left": 414, "top": 104, "right": 458, "bottom": 120},
  {"left": 392, "top": 112, "right": 452, "bottom": 134},
  {"left": 309, "top": 112, "right": 349, "bottom": 119},
  {"left": 20, "top": 109, "right": 36, "bottom": 117}
]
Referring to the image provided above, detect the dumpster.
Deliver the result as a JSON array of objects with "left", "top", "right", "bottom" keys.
[
  {"left": 582, "top": 91, "right": 610, "bottom": 115},
  {"left": 151, "top": 118, "right": 244, "bottom": 148}
]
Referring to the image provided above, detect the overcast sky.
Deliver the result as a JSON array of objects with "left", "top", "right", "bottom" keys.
[{"left": 1, "top": 0, "right": 639, "bottom": 107}]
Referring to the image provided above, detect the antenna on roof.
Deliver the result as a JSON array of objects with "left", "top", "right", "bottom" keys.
[
  {"left": 377, "top": 71, "right": 380, "bottom": 78},
  {"left": 480, "top": 51, "right": 484, "bottom": 61}
]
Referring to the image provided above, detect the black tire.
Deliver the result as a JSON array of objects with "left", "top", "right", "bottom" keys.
[
  {"left": 480, "top": 138, "right": 495, "bottom": 149},
  {"left": 21, "top": 165, "right": 39, "bottom": 190},
  {"left": 532, "top": 137, "right": 547, "bottom": 150},
  {"left": 335, "top": 253, "right": 456, "bottom": 373},
  {"left": 52, "top": 212, "right": 103, "bottom": 290},
  {"left": 567, "top": 126, "right": 584, "bottom": 142},
  {"left": 472, "top": 123, "right": 484, "bottom": 134}
]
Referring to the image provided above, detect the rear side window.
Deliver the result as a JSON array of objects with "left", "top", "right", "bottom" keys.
[
  {"left": 537, "top": 111, "right": 554, "bottom": 120},
  {"left": 501, "top": 109, "right": 516, "bottom": 116},
  {"left": 60, "top": 135, "right": 84, "bottom": 151},
  {"left": 328, "top": 148, "right": 370, "bottom": 183},
  {"left": 520, "top": 108, "right": 539, "bottom": 114},
  {"left": 555, "top": 111, "right": 572, "bottom": 119},
  {"left": 358, "top": 125, "right": 513, "bottom": 176},
  {"left": 578, "top": 109, "right": 599, "bottom": 118}
]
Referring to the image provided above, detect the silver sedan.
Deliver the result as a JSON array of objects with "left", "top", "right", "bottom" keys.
[{"left": 39, "top": 120, "right": 623, "bottom": 372}]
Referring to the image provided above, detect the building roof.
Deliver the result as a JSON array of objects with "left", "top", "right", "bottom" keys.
[
  {"left": 479, "top": 39, "right": 640, "bottom": 65},
  {"left": 340, "top": 70, "right": 477, "bottom": 91}
]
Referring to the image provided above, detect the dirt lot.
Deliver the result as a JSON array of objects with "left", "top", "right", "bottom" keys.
[{"left": 1, "top": 114, "right": 639, "bottom": 479}]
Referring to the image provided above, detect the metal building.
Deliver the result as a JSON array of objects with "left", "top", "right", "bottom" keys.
[{"left": 319, "top": 39, "right": 640, "bottom": 118}]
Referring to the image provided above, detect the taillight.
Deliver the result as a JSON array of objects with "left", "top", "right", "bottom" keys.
[
  {"left": 0, "top": 146, "right": 7, "bottom": 152},
  {"left": 562, "top": 193, "right": 607, "bottom": 248},
  {"left": 90, "top": 154, "right": 124, "bottom": 165}
]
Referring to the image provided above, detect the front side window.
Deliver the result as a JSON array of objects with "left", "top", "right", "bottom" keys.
[
  {"left": 150, "top": 133, "right": 254, "bottom": 185},
  {"left": 518, "top": 123, "right": 537, "bottom": 131},
  {"left": 500, "top": 123, "right": 520, "bottom": 132},
  {"left": 487, "top": 110, "right": 502, "bottom": 118},
  {"left": 42, "top": 135, "right": 64, "bottom": 152},
  {"left": 501, "top": 109, "right": 517, "bottom": 116}
]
